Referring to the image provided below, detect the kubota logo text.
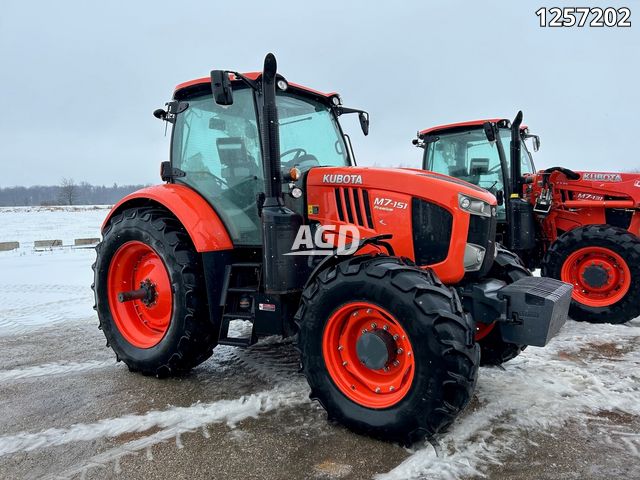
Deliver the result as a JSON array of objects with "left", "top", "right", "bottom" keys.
[
  {"left": 322, "top": 174, "right": 363, "bottom": 184},
  {"left": 582, "top": 172, "right": 622, "bottom": 182},
  {"left": 285, "top": 225, "right": 360, "bottom": 256}
]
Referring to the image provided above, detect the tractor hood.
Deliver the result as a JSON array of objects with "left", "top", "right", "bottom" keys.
[
  {"left": 307, "top": 166, "right": 497, "bottom": 206},
  {"left": 305, "top": 166, "right": 498, "bottom": 284}
]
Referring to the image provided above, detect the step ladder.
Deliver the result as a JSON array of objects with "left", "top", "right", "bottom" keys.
[{"left": 218, "top": 262, "right": 261, "bottom": 347}]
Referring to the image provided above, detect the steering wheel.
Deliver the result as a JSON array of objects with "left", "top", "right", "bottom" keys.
[{"left": 281, "top": 148, "right": 307, "bottom": 165}]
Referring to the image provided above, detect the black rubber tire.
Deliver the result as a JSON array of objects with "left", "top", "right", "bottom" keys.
[
  {"left": 477, "top": 248, "right": 530, "bottom": 366},
  {"left": 541, "top": 225, "right": 640, "bottom": 324},
  {"left": 296, "top": 255, "right": 479, "bottom": 445},
  {"left": 92, "top": 207, "right": 217, "bottom": 377}
]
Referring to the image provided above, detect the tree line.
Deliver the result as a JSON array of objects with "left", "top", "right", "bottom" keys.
[{"left": 0, "top": 178, "right": 150, "bottom": 206}]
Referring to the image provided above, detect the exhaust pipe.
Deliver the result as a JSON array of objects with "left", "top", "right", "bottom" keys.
[
  {"left": 259, "top": 53, "right": 308, "bottom": 293},
  {"left": 510, "top": 110, "right": 523, "bottom": 197},
  {"left": 261, "top": 53, "right": 283, "bottom": 207},
  {"left": 506, "top": 110, "right": 535, "bottom": 251}
]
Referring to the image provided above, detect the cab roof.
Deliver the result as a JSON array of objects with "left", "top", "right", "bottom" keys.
[
  {"left": 174, "top": 72, "right": 338, "bottom": 99},
  {"left": 418, "top": 118, "right": 528, "bottom": 137}
]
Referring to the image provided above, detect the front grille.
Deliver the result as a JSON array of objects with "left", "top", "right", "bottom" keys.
[
  {"left": 411, "top": 198, "right": 453, "bottom": 265},
  {"left": 467, "top": 214, "right": 497, "bottom": 276},
  {"left": 334, "top": 188, "right": 374, "bottom": 228}
]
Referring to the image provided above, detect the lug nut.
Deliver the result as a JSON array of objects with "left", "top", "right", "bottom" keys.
[
  {"left": 383, "top": 325, "right": 389, "bottom": 331},
  {"left": 362, "top": 329, "right": 367, "bottom": 334},
  {"left": 389, "top": 386, "right": 395, "bottom": 391},
  {"left": 393, "top": 360, "right": 400, "bottom": 367},
  {"left": 342, "top": 361, "right": 348, "bottom": 366},
  {"left": 371, "top": 323, "right": 377, "bottom": 329},
  {"left": 366, "top": 309, "right": 372, "bottom": 314},
  {"left": 352, "top": 311, "right": 359, "bottom": 317},
  {"left": 407, "top": 351, "right": 412, "bottom": 357},
  {"left": 393, "top": 334, "right": 399, "bottom": 340},
  {"left": 375, "top": 387, "right": 381, "bottom": 393},
  {"left": 383, "top": 366, "right": 390, "bottom": 372},
  {"left": 338, "top": 345, "right": 343, "bottom": 351},
  {"left": 397, "top": 348, "right": 403, "bottom": 354}
]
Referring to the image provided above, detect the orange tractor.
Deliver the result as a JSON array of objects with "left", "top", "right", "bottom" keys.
[
  {"left": 414, "top": 113, "right": 640, "bottom": 324},
  {"left": 94, "top": 55, "right": 572, "bottom": 444}
]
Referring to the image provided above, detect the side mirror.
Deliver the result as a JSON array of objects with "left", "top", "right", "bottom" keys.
[
  {"left": 483, "top": 122, "right": 496, "bottom": 142},
  {"left": 495, "top": 189, "right": 504, "bottom": 206},
  {"left": 358, "top": 112, "right": 369, "bottom": 136},
  {"left": 211, "top": 70, "right": 233, "bottom": 106},
  {"left": 153, "top": 108, "right": 167, "bottom": 121},
  {"left": 532, "top": 135, "right": 541, "bottom": 152}
]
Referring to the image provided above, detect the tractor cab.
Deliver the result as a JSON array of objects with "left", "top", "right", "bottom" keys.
[
  {"left": 166, "top": 74, "right": 362, "bottom": 246},
  {"left": 415, "top": 118, "right": 539, "bottom": 221}
]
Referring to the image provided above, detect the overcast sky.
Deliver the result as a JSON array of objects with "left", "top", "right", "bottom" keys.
[{"left": 1, "top": 1, "right": 638, "bottom": 187}]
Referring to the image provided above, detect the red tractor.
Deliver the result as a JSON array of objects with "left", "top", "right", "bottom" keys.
[
  {"left": 93, "top": 56, "right": 572, "bottom": 444},
  {"left": 414, "top": 112, "right": 640, "bottom": 324}
]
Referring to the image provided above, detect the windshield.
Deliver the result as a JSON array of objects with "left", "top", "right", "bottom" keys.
[
  {"left": 277, "top": 92, "right": 349, "bottom": 171},
  {"left": 170, "top": 88, "right": 349, "bottom": 245},
  {"left": 423, "top": 128, "right": 534, "bottom": 219}
]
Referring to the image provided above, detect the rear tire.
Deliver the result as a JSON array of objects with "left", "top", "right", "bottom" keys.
[
  {"left": 93, "top": 207, "right": 217, "bottom": 377},
  {"left": 542, "top": 225, "right": 640, "bottom": 324},
  {"left": 476, "top": 248, "right": 530, "bottom": 366},
  {"left": 297, "top": 255, "right": 479, "bottom": 445}
]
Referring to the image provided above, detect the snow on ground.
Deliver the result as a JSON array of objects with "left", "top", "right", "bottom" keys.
[
  {"left": 0, "top": 249, "right": 96, "bottom": 335},
  {"left": 0, "top": 206, "right": 103, "bottom": 334},
  {"left": 0, "top": 207, "right": 639, "bottom": 479},
  {"left": 0, "top": 205, "right": 109, "bottom": 247}
]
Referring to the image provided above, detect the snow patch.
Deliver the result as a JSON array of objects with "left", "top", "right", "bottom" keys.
[
  {"left": 0, "top": 382, "right": 309, "bottom": 457},
  {"left": 0, "top": 249, "right": 95, "bottom": 336},
  {"left": 0, "top": 360, "right": 115, "bottom": 382}
]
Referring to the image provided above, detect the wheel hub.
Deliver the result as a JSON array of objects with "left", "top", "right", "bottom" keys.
[
  {"left": 356, "top": 329, "right": 397, "bottom": 370},
  {"left": 581, "top": 264, "right": 610, "bottom": 289}
]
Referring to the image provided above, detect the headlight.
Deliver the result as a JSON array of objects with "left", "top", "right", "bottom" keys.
[
  {"left": 458, "top": 194, "right": 492, "bottom": 217},
  {"left": 463, "top": 243, "right": 486, "bottom": 271}
]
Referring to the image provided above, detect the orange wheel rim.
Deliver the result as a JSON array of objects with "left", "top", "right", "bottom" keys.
[
  {"left": 322, "top": 302, "right": 415, "bottom": 409},
  {"left": 107, "top": 241, "right": 172, "bottom": 348},
  {"left": 474, "top": 321, "right": 496, "bottom": 341},
  {"left": 560, "top": 246, "right": 631, "bottom": 308}
]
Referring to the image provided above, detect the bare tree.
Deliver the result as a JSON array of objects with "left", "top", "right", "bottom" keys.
[{"left": 59, "top": 177, "right": 78, "bottom": 205}]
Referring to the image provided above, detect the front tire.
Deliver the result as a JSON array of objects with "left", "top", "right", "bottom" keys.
[
  {"left": 93, "top": 207, "right": 217, "bottom": 377},
  {"left": 542, "top": 225, "right": 640, "bottom": 324},
  {"left": 297, "top": 255, "right": 479, "bottom": 444}
]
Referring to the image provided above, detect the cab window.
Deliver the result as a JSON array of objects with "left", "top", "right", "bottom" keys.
[{"left": 171, "top": 88, "right": 263, "bottom": 245}]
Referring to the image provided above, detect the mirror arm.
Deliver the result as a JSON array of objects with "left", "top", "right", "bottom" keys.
[
  {"left": 336, "top": 106, "right": 367, "bottom": 117},
  {"left": 228, "top": 71, "right": 260, "bottom": 91}
]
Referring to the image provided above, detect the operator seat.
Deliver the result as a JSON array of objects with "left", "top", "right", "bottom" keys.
[
  {"left": 469, "top": 157, "right": 490, "bottom": 184},
  {"left": 217, "top": 137, "right": 260, "bottom": 186}
]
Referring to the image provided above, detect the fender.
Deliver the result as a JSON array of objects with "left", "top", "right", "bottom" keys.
[{"left": 103, "top": 184, "right": 233, "bottom": 252}]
